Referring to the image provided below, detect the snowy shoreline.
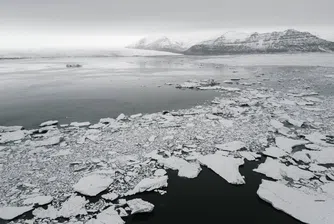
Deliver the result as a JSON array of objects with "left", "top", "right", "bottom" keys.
[{"left": 1, "top": 81, "right": 334, "bottom": 223}]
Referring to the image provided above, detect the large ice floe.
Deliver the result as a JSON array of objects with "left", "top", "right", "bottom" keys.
[{"left": 1, "top": 74, "right": 334, "bottom": 224}]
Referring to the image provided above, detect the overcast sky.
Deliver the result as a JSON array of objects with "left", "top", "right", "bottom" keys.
[{"left": 1, "top": 0, "right": 334, "bottom": 49}]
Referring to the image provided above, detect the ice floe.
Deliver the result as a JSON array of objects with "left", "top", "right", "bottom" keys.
[
  {"left": 125, "top": 176, "right": 168, "bottom": 196},
  {"left": 275, "top": 136, "right": 308, "bottom": 153},
  {"left": 40, "top": 120, "right": 58, "bottom": 127},
  {"left": 215, "top": 141, "right": 246, "bottom": 151},
  {"left": 198, "top": 153, "right": 245, "bottom": 184},
  {"left": 0, "top": 125, "right": 23, "bottom": 132},
  {"left": 0, "top": 206, "right": 33, "bottom": 220},
  {"left": 70, "top": 121, "right": 91, "bottom": 127},
  {"left": 254, "top": 157, "right": 314, "bottom": 180},
  {"left": 86, "top": 206, "right": 124, "bottom": 224},
  {"left": 73, "top": 175, "right": 114, "bottom": 196},
  {"left": 257, "top": 180, "right": 334, "bottom": 224},
  {"left": 0, "top": 130, "right": 26, "bottom": 143},
  {"left": 127, "top": 198, "right": 154, "bottom": 214},
  {"left": 22, "top": 195, "right": 53, "bottom": 206},
  {"left": 263, "top": 146, "right": 287, "bottom": 158}
]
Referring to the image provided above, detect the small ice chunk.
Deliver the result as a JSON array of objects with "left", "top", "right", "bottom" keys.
[
  {"left": 287, "top": 118, "right": 304, "bottom": 128},
  {"left": 58, "top": 196, "right": 87, "bottom": 218},
  {"left": 102, "top": 192, "right": 119, "bottom": 201},
  {"left": 70, "top": 122, "right": 91, "bottom": 127},
  {"left": 292, "top": 151, "right": 311, "bottom": 164},
  {"left": 215, "top": 141, "right": 246, "bottom": 151},
  {"left": 86, "top": 207, "right": 124, "bottom": 224},
  {"left": 275, "top": 137, "right": 308, "bottom": 153},
  {"left": 254, "top": 157, "right": 314, "bottom": 180},
  {"left": 89, "top": 123, "right": 105, "bottom": 129},
  {"left": 125, "top": 176, "right": 168, "bottom": 196},
  {"left": 73, "top": 175, "right": 113, "bottom": 196},
  {"left": 116, "top": 113, "right": 126, "bottom": 121},
  {"left": 263, "top": 146, "right": 287, "bottom": 158},
  {"left": 198, "top": 153, "right": 245, "bottom": 184},
  {"left": 154, "top": 169, "right": 167, "bottom": 177},
  {"left": 0, "top": 130, "right": 26, "bottom": 143},
  {"left": 23, "top": 195, "right": 53, "bottom": 206},
  {"left": 40, "top": 120, "right": 58, "bottom": 127},
  {"left": 117, "top": 207, "right": 128, "bottom": 217},
  {"left": 127, "top": 199, "right": 154, "bottom": 214},
  {"left": 0, "top": 206, "right": 33, "bottom": 220},
  {"left": 257, "top": 179, "right": 334, "bottom": 224},
  {"left": 130, "top": 113, "right": 142, "bottom": 119}
]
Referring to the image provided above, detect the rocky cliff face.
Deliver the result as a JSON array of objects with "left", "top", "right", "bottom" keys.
[
  {"left": 184, "top": 29, "right": 334, "bottom": 55},
  {"left": 127, "top": 36, "right": 188, "bottom": 53}
]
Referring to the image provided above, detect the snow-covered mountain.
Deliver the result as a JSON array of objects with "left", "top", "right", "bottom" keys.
[
  {"left": 185, "top": 29, "right": 334, "bottom": 55},
  {"left": 127, "top": 36, "right": 190, "bottom": 53}
]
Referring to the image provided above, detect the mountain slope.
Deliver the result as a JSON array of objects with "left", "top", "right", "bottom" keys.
[
  {"left": 127, "top": 36, "right": 189, "bottom": 53},
  {"left": 184, "top": 29, "right": 334, "bottom": 55}
]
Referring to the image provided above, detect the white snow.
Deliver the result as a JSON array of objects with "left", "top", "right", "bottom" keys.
[
  {"left": 70, "top": 122, "right": 91, "bottom": 127},
  {"left": 86, "top": 206, "right": 124, "bottom": 224},
  {"left": 275, "top": 137, "right": 308, "bottom": 153},
  {"left": 125, "top": 176, "right": 168, "bottom": 196},
  {"left": 0, "top": 206, "right": 33, "bottom": 220},
  {"left": 22, "top": 195, "right": 53, "bottom": 206},
  {"left": 198, "top": 153, "right": 245, "bottom": 184},
  {"left": 127, "top": 199, "right": 154, "bottom": 214},
  {"left": 254, "top": 157, "right": 314, "bottom": 180},
  {"left": 215, "top": 141, "right": 246, "bottom": 151},
  {"left": 321, "top": 182, "right": 334, "bottom": 197},
  {"left": 257, "top": 179, "right": 334, "bottom": 224},
  {"left": 263, "top": 146, "right": 287, "bottom": 158},
  {"left": 40, "top": 120, "right": 58, "bottom": 127},
  {"left": 73, "top": 175, "right": 114, "bottom": 196},
  {"left": 0, "top": 130, "right": 26, "bottom": 143}
]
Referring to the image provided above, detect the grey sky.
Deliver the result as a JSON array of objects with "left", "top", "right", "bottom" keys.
[{"left": 1, "top": 0, "right": 334, "bottom": 48}]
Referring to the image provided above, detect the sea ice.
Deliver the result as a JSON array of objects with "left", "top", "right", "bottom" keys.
[
  {"left": 154, "top": 169, "right": 167, "bottom": 176},
  {"left": 70, "top": 122, "right": 91, "bottom": 127},
  {"left": 73, "top": 175, "right": 114, "bottom": 196},
  {"left": 102, "top": 192, "right": 119, "bottom": 201},
  {"left": 0, "top": 206, "right": 33, "bottom": 220},
  {"left": 125, "top": 176, "right": 168, "bottom": 196},
  {"left": 305, "top": 132, "right": 331, "bottom": 147},
  {"left": 257, "top": 179, "right": 334, "bottom": 224},
  {"left": 292, "top": 151, "right": 311, "bottom": 164},
  {"left": 33, "top": 205, "right": 58, "bottom": 219},
  {"left": 86, "top": 206, "right": 124, "bottom": 224},
  {"left": 0, "top": 130, "right": 26, "bottom": 143},
  {"left": 198, "top": 153, "right": 245, "bottom": 184},
  {"left": 127, "top": 199, "right": 154, "bottom": 214},
  {"left": 263, "top": 146, "right": 287, "bottom": 158},
  {"left": 33, "top": 136, "right": 62, "bottom": 147},
  {"left": 0, "top": 125, "right": 23, "bottom": 132},
  {"left": 40, "top": 120, "right": 58, "bottom": 127},
  {"left": 215, "top": 141, "right": 246, "bottom": 151},
  {"left": 58, "top": 196, "right": 87, "bottom": 218},
  {"left": 254, "top": 157, "right": 314, "bottom": 180},
  {"left": 22, "top": 195, "right": 53, "bottom": 206},
  {"left": 275, "top": 136, "right": 308, "bottom": 153}
]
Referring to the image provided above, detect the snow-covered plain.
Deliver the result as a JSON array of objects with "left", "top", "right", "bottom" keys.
[{"left": 1, "top": 54, "right": 334, "bottom": 223}]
